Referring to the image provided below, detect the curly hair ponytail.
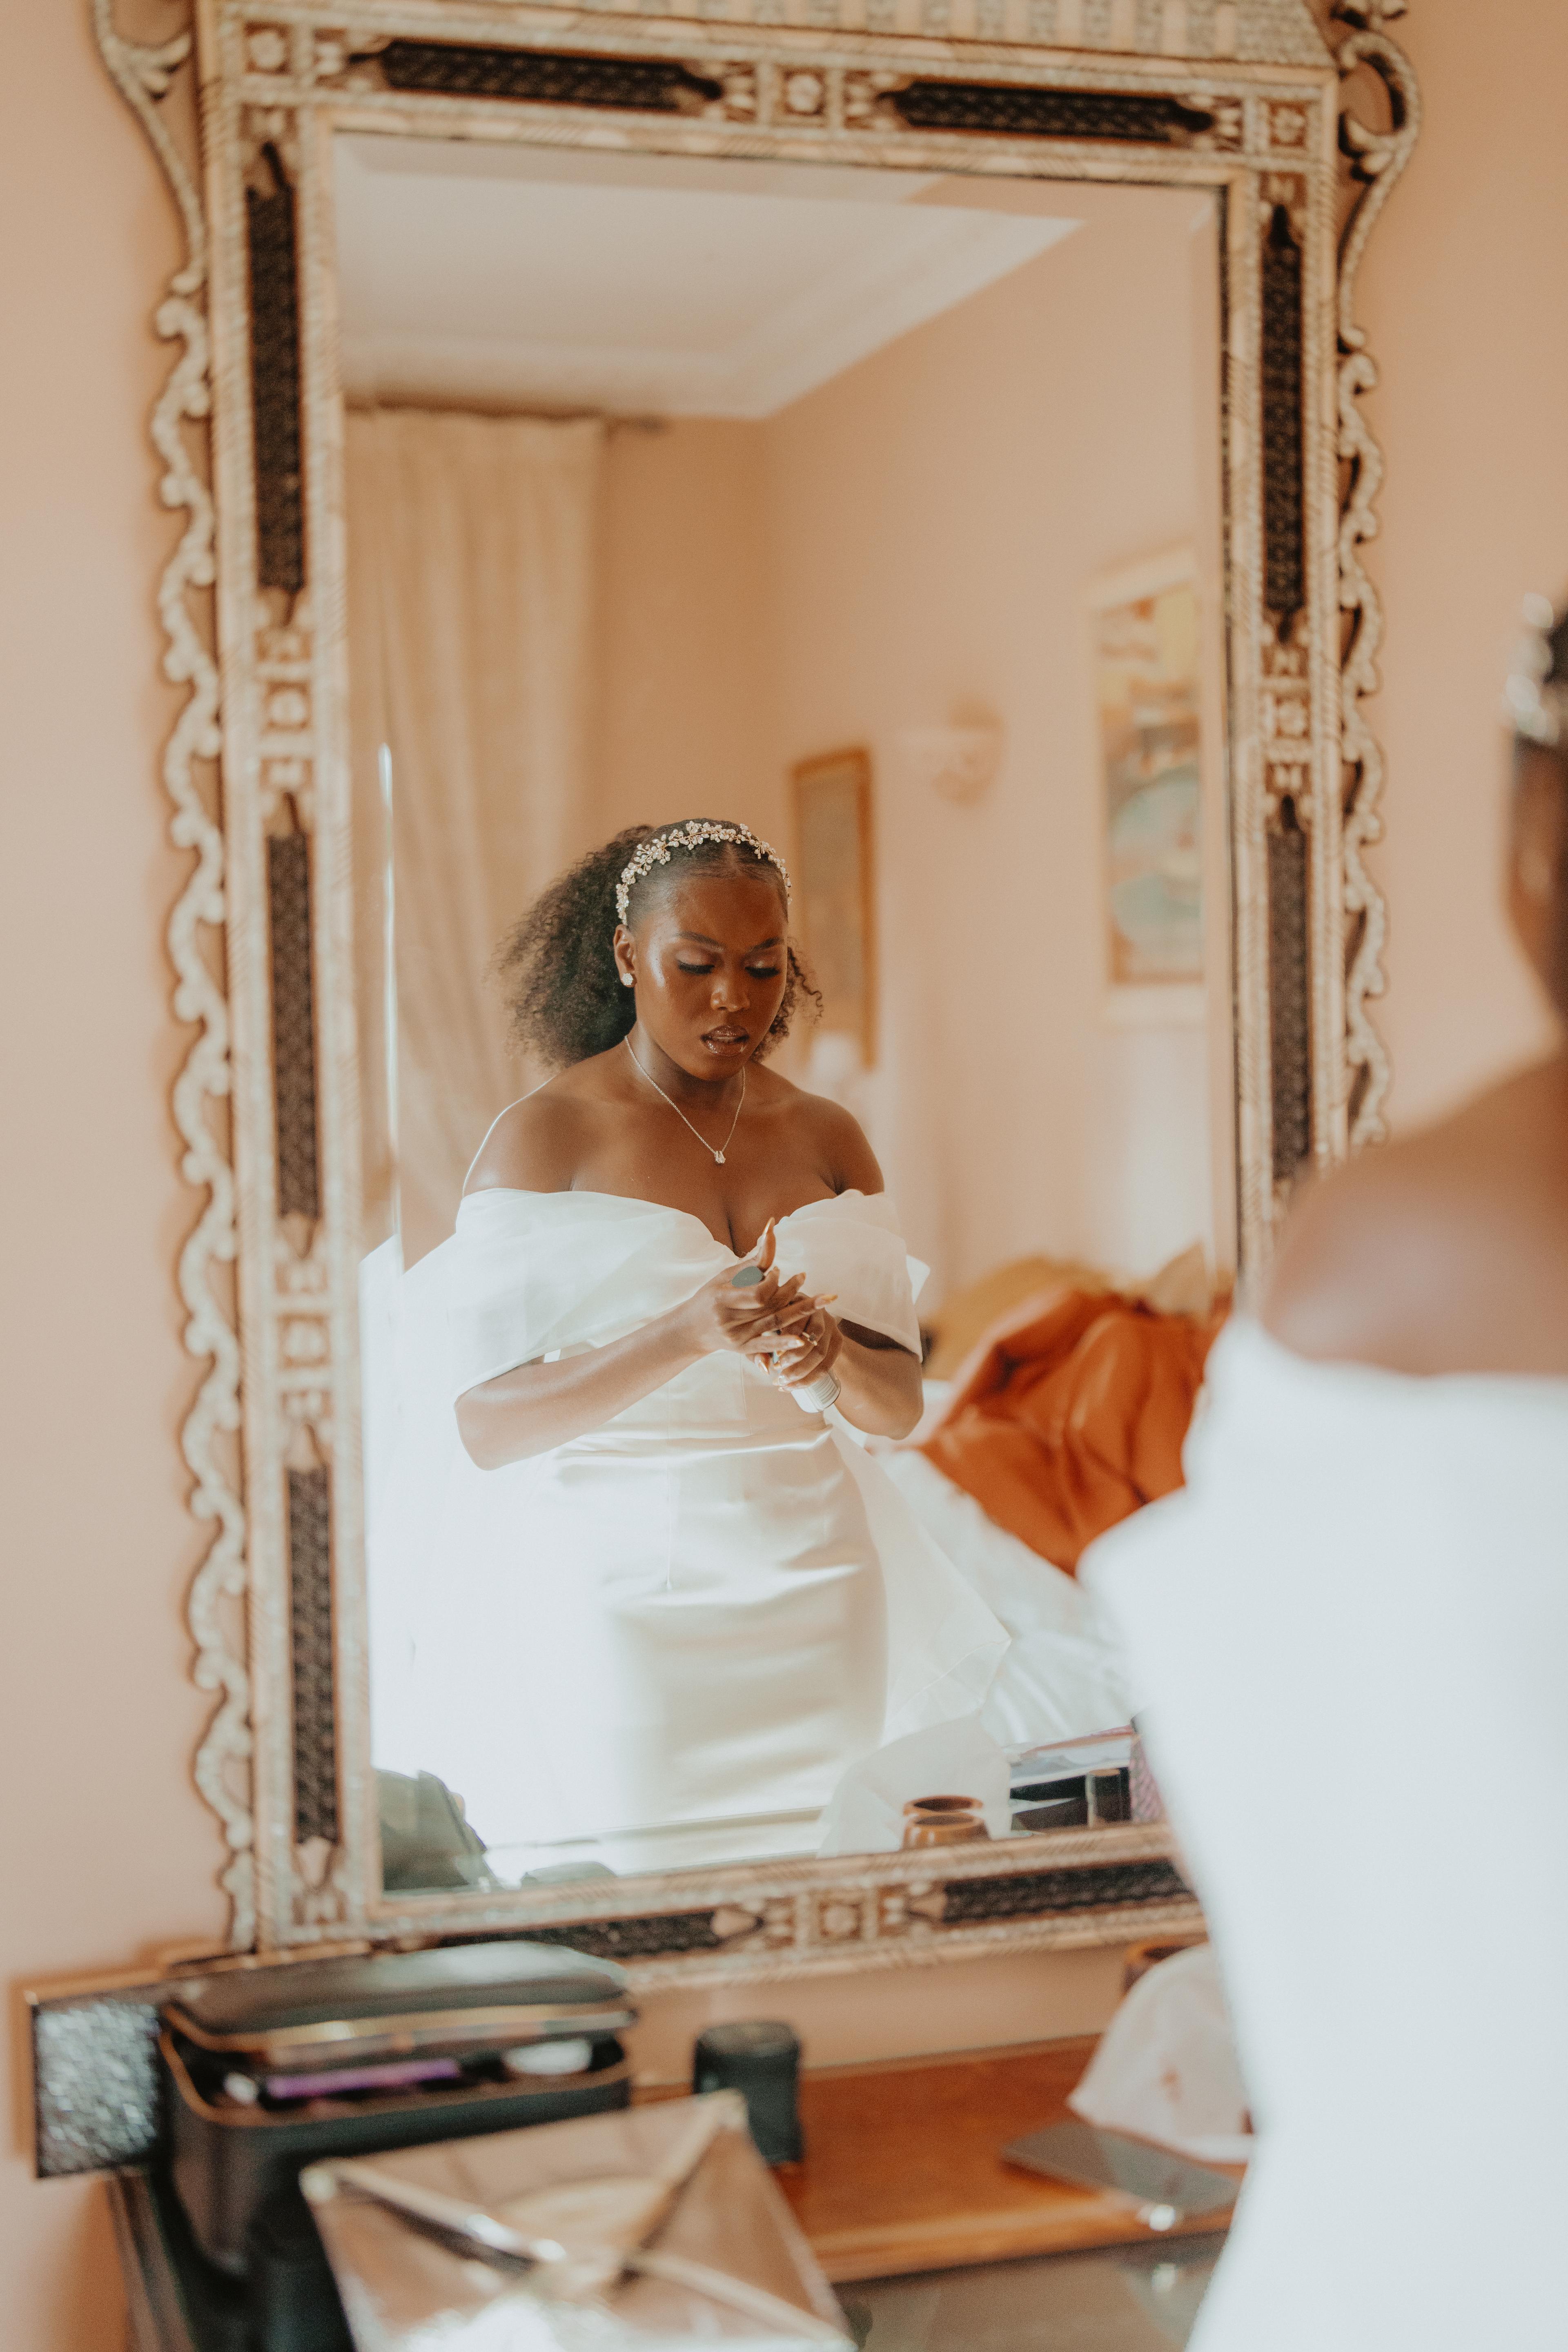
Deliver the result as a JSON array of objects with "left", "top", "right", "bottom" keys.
[
  {"left": 494, "top": 821, "right": 820, "bottom": 1071},
  {"left": 1512, "top": 603, "right": 1568, "bottom": 1025},
  {"left": 1544, "top": 610, "right": 1568, "bottom": 1022}
]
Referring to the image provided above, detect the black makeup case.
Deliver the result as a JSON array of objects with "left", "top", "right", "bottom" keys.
[{"left": 160, "top": 1941, "right": 636, "bottom": 2279}]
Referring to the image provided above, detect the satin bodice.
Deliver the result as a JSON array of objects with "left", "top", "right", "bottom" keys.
[{"left": 444, "top": 1184, "right": 925, "bottom": 1415}]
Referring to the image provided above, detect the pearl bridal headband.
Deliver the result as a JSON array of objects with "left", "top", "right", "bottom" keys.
[{"left": 614, "top": 822, "right": 792, "bottom": 930}]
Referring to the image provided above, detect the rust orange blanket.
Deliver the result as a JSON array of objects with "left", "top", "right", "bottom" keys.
[{"left": 920, "top": 1286, "right": 1225, "bottom": 1572}]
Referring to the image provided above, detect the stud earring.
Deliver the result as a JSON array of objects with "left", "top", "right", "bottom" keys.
[{"left": 621, "top": 973, "right": 635, "bottom": 987}]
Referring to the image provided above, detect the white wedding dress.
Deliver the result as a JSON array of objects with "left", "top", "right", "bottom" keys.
[
  {"left": 1085, "top": 1319, "right": 1568, "bottom": 2352},
  {"left": 365, "top": 1188, "right": 1007, "bottom": 1855}
]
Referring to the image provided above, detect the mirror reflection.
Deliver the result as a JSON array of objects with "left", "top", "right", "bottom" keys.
[{"left": 341, "top": 137, "right": 1234, "bottom": 1891}]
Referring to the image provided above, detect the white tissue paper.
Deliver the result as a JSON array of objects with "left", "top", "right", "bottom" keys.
[
  {"left": 816, "top": 1715, "right": 1011, "bottom": 1856},
  {"left": 1067, "top": 1944, "right": 1254, "bottom": 2165}
]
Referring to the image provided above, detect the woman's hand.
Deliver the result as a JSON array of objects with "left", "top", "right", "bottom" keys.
[
  {"left": 765, "top": 1303, "right": 845, "bottom": 1394},
  {"left": 675, "top": 1221, "right": 822, "bottom": 1361}
]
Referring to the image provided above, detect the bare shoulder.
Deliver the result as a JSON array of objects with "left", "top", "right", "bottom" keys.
[
  {"left": 751, "top": 1065, "right": 884, "bottom": 1193},
  {"left": 1263, "top": 1058, "right": 1568, "bottom": 1376},
  {"left": 1260, "top": 1138, "right": 1461, "bottom": 1369},
  {"left": 463, "top": 1070, "right": 599, "bottom": 1197}
]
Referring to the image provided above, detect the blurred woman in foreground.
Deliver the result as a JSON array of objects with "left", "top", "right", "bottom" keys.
[{"left": 1086, "top": 597, "right": 1568, "bottom": 2352}]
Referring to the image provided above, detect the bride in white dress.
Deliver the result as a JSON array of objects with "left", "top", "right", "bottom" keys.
[
  {"left": 370, "top": 818, "right": 1005, "bottom": 1855},
  {"left": 1085, "top": 598, "right": 1568, "bottom": 2350}
]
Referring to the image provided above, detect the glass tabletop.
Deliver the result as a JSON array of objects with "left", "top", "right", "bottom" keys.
[{"left": 841, "top": 2233, "right": 1225, "bottom": 2351}]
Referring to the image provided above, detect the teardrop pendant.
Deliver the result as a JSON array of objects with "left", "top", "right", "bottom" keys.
[{"left": 623, "top": 1040, "right": 746, "bottom": 1167}]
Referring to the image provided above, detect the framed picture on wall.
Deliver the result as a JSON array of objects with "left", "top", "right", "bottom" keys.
[
  {"left": 791, "top": 747, "right": 876, "bottom": 1068},
  {"left": 1087, "top": 550, "right": 1206, "bottom": 1024}
]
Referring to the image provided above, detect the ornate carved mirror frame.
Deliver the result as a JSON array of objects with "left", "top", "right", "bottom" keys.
[{"left": 94, "top": 0, "right": 1417, "bottom": 1974}]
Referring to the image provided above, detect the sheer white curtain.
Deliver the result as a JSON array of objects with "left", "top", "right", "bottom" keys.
[{"left": 346, "top": 408, "right": 605, "bottom": 1263}]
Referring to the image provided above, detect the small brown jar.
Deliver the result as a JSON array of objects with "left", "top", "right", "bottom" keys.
[{"left": 901, "top": 1794, "right": 991, "bottom": 1849}]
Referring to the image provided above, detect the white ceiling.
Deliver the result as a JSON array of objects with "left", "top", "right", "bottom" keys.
[{"left": 334, "top": 138, "right": 1080, "bottom": 419}]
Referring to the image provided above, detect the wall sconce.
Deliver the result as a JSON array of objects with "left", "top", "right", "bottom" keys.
[{"left": 896, "top": 722, "right": 1005, "bottom": 805}]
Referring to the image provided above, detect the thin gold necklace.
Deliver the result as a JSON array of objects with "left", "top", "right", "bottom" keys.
[{"left": 624, "top": 1037, "right": 746, "bottom": 1166}]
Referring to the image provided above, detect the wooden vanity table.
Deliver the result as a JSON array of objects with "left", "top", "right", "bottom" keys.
[
  {"left": 783, "top": 2038, "right": 1231, "bottom": 2348},
  {"left": 109, "top": 2032, "right": 1231, "bottom": 2350},
  {"left": 775, "top": 2038, "right": 1231, "bottom": 2282}
]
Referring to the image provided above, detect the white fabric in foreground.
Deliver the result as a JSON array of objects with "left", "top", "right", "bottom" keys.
[
  {"left": 366, "top": 1189, "right": 1006, "bottom": 1850},
  {"left": 1084, "top": 1318, "right": 1568, "bottom": 2352}
]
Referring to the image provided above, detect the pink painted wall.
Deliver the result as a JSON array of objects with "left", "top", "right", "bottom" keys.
[
  {"left": 6, "top": 2, "right": 1568, "bottom": 2342},
  {"left": 1359, "top": 0, "right": 1568, "bottom": 1124},
  {"left": 597, "top": 419, "right": 784, "bottom": 845},
  {"left": 759, "top": 185, "right": 1224, "bottom": 1302},
  {"left": 0, "top": 9, "right": 230, "bottom": 2348}
]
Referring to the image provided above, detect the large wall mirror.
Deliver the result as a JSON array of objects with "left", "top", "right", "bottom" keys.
[
  {"left": 348, "top": 142, "right": 1236, "bottom": 1893},
  {"left": 96, "top": 0, "right": 1417, "bottom": 1971}
]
